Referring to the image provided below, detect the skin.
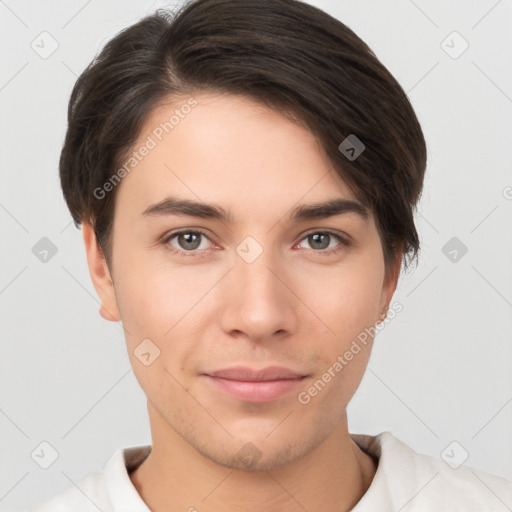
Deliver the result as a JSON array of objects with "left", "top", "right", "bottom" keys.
[{"left": 83, "top": 92, "right": 401, "bottom": 512}]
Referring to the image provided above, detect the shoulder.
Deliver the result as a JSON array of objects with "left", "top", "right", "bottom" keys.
[
  {"left": 351, "top": 431, "right": 512, "bottom": 511},
  {"left": 27, "top": 445, "right": 151, "bottom": 512},
  {"left": 27, "top": 469, "right": 111, "bottom": 512}
]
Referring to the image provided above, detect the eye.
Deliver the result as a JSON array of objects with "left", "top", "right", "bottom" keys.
[
  {"left": 161, "top": 229, "right": 352, "bottom": 258},
  {"left": 163, "top": 229, "right": 214, "bottom": 257},
  {"left": 296, "top": 231, "right": 351, "bottom": 255}
]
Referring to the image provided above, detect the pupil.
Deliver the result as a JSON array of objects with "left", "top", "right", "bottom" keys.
[
  {"left": 310, "top": 233, "right": 329, "bottom": 250},
  {"left": 180, "top": 233, "right": 201, "bottom": 250}
]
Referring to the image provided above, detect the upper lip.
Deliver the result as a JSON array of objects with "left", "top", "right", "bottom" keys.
[{"left": 205, "top": 365, "right": 306, "bottom": 381}]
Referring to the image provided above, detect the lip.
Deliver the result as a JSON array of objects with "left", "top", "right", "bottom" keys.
[
  {"left": 203, "top": 366, "right": 308, "bottom": 403},
  {"left": 206, "top": 365, "right": 306, "bottom": 381}
]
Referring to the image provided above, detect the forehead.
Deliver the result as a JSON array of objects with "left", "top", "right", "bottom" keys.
[{"left": 113, "top": 92, "right": 369, "bottom": 225}]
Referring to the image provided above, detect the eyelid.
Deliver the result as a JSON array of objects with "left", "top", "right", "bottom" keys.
[
  {"left": 161, "top": 227, "right": 352, "bottom": 257},
  {"left": 161, "top": 228, "right": 216, "bottom": 255},
  {"left": 299, "top": 228, "right": 353, "bottom": 245},
  {"left": 294, "top": 230, "right": 353, "bottom": 255}
]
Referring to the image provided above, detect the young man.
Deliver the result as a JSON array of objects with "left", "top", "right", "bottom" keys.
[{"left": 30, "top": 0, "right": 511, "bottom": 510}]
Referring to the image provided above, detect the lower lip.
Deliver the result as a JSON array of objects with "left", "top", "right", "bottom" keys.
[{"left": 204, "top": 375, "right": 306, "bottom": 403}]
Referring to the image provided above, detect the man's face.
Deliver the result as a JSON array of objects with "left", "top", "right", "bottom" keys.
[{"left": 92, "top": 92, "right": 398, "bottom": 471}]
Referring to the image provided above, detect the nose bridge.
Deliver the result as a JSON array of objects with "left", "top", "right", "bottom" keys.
[
  {"left": 241, "top": 258, "right": 276, "bottom": 294},
  {"left": 220, "top": 234, "right": 297, "bottom": 339},
  {"left": 235, "top": 235, "right": 284, "bottom": 302}
]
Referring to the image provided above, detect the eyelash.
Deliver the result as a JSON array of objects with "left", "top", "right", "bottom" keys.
[{"left": 161, "top": 229, "right": 352, "bottom": 258}]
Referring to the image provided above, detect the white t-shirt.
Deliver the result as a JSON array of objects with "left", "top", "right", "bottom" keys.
[{"left": 27, "top": 432, "right": 512, "bottom": 511}]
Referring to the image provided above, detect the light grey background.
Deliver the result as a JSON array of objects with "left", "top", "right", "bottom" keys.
[{"left": 1, "top": 0, "right": 511, "bottom": 510}]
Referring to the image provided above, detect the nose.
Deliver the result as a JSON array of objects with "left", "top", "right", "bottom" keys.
[{"left": 219, "top": 244, "right": 298, "bottom": 343}]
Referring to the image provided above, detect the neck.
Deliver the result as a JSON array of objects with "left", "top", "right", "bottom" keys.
[{"left": 130, "top": 406, "right": 377, "bottom": 512}]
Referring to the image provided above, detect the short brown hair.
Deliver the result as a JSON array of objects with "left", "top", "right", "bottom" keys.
[{"left": 60, "top": 0, "right": 427, "bottom": 278}]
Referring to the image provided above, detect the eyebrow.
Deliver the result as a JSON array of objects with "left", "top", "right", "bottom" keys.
[{"left": 142, "top": 195, "right": 369, "bottom": 223}]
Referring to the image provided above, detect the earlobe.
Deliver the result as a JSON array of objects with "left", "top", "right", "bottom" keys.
[
  {"left": 99, "top": 304, "right": 119, "bottom": 322},
  {"left": 81, "top": 222, "right": 121, "bottom": 323}
]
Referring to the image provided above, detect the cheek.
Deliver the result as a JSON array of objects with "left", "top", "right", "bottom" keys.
[
  {"left": 114, "top": 269, "right": 191, "bottom": 398},
  {"left": 301, "top": 261, "right": 383, "bottom": 343},
  {"left": 112, "top": 242, "right": 187, "bottom": 334},
  {"left": 112, "top": 253, "right": 214, "bottom": 376}
]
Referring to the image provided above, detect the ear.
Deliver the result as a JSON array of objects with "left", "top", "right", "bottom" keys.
[
  {"left": 377, "top": 251, "right": 402, "bottom": 322},
  {"left": 81, "top": 222, "right": 121, "bottom": 322}
]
